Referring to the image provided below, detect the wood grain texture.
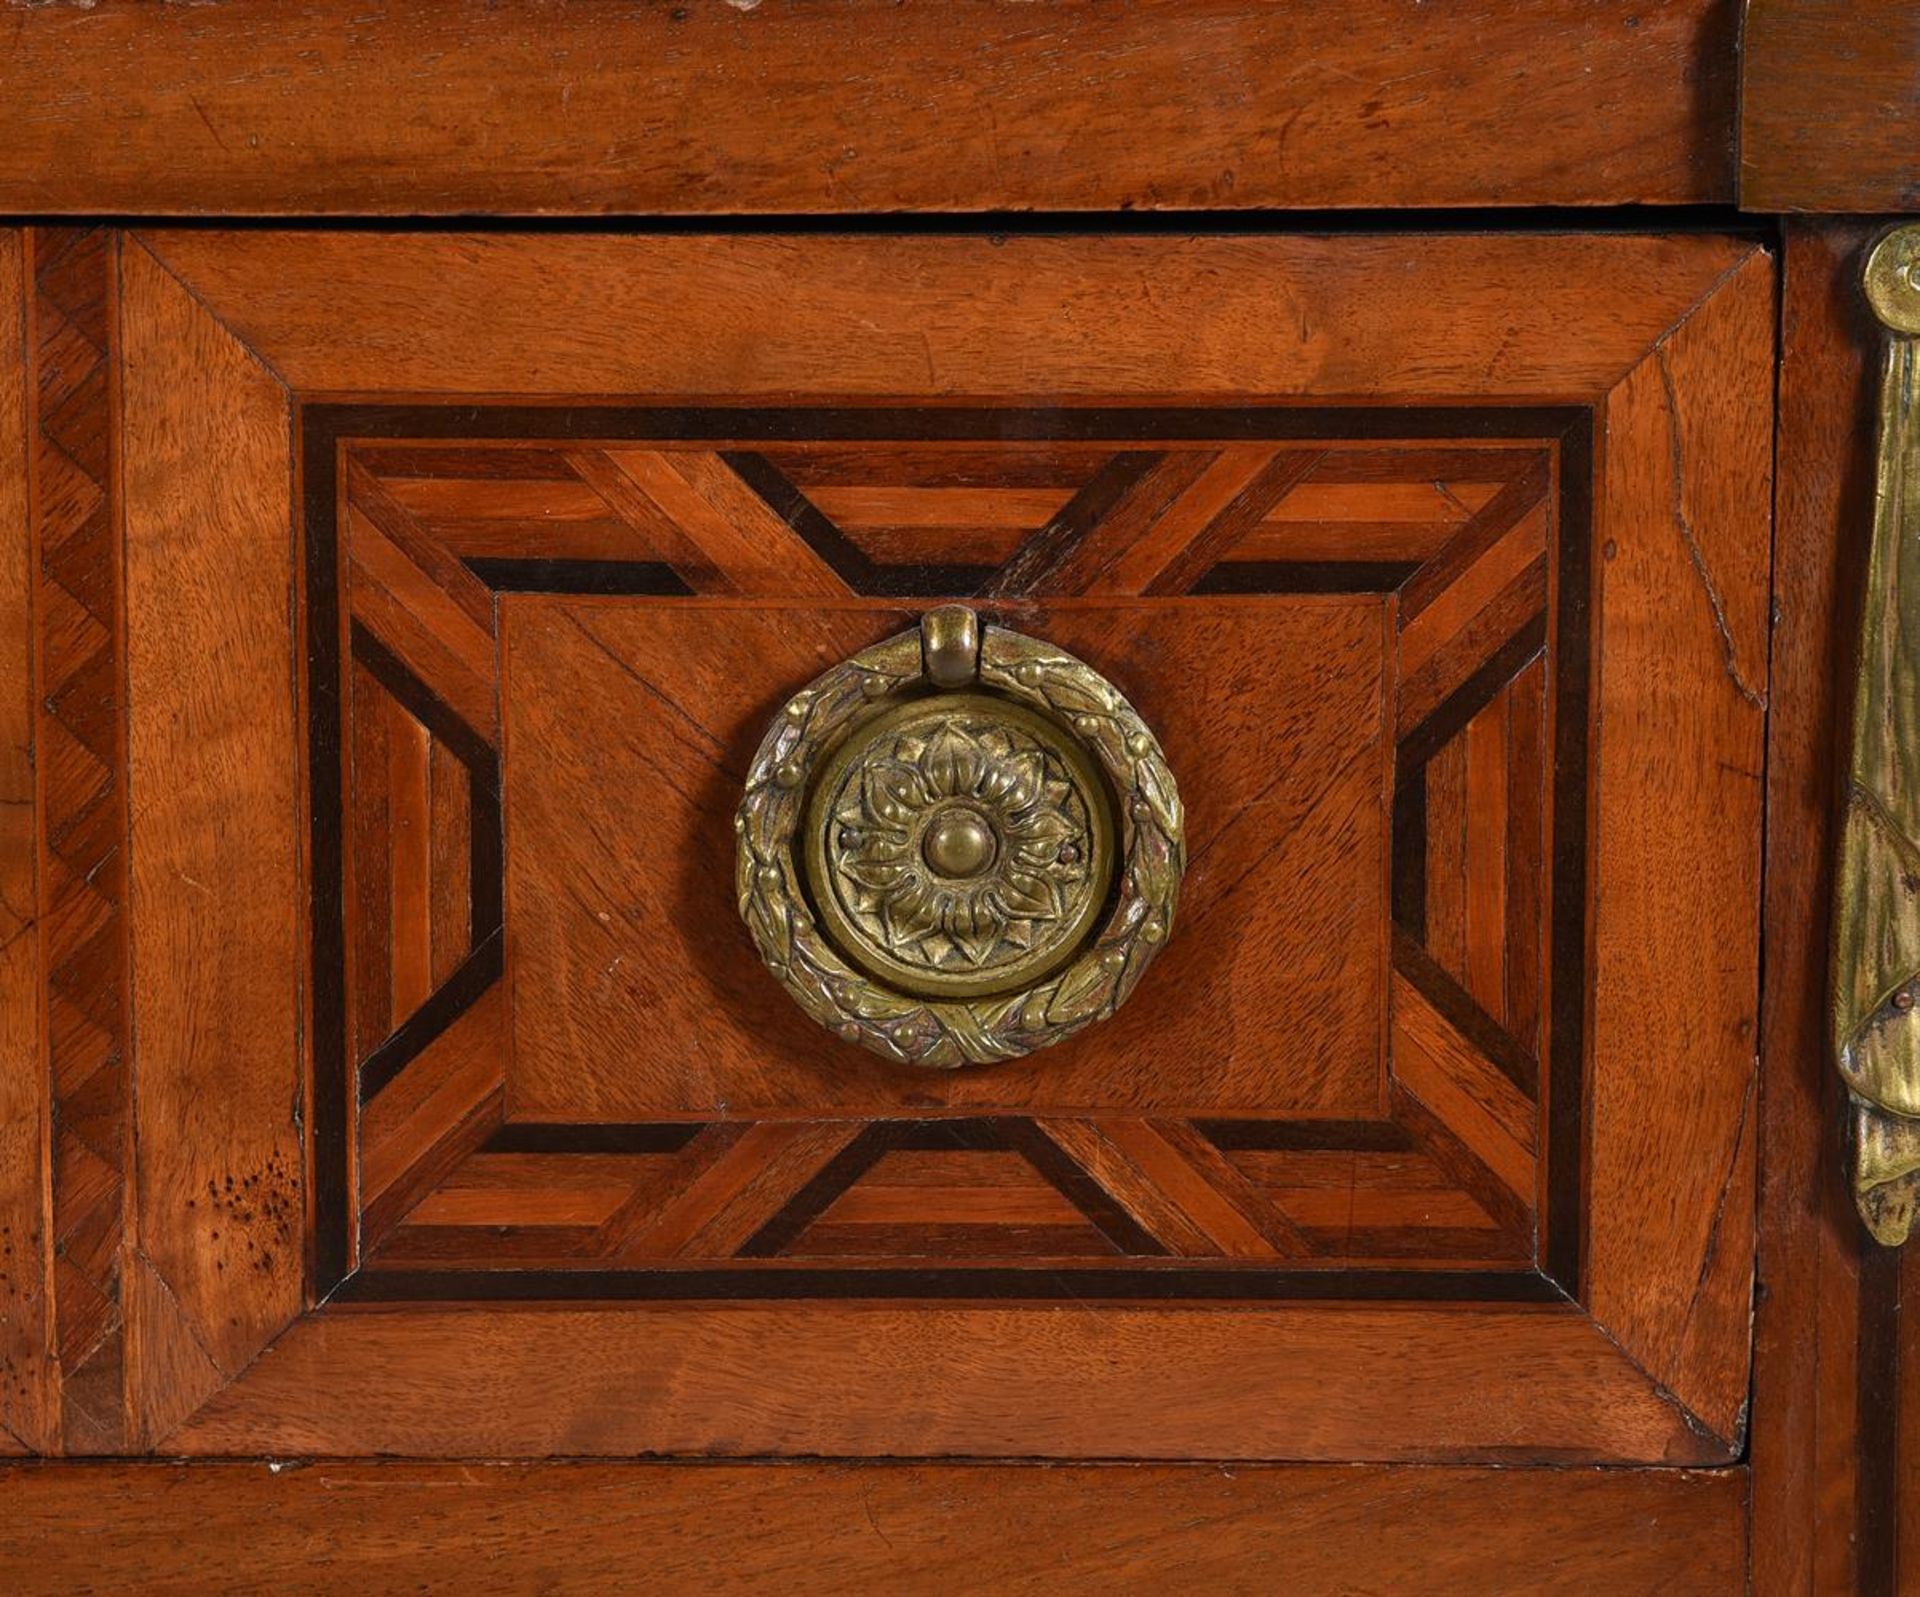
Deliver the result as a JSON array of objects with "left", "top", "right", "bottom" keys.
[
  {"left": 119, "top": 243, "right": 303, "bottom": 1448},
  {"left": 0, "top": 1460, "right": 1747, "bottom": 1596},
  {"left": 74, "top": 230, "right": 1775, "bottom": 1471},
  {"left": 0, "top": 1, "right": 1733, "bottom": 216},
  {"left": 503, "top": 598, "right": 1387, "bottom": 1119},
  {"left": 1741, "top": 0, "right": 1920, "bottom": 212},
  {"left": 165, "top": 1303, "right": 1719, "bottom": 1463},
  {"left": 1750, "top": 221, "right": 1887, "bottom": 1597},
  {"left": 0, "top": 230, "right": 54, "bottom": 1456},
  {"left": 134, "top": 231, "right": 1758, "bottom": 402},
  {"left": 1584, "top": 249, "right": 1772, "bottom": 1445}
]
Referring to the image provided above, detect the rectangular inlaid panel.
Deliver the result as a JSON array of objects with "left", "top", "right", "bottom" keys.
[
  {"left": 503, "top": 596, "right": 1389, "bottom": 1119},
  {"left": 308, "top": 405, "right": 1587, "bottom": 1299}
]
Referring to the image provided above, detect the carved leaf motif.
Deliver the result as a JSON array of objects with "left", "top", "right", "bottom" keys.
[
  {"left": 921, "top": 723, "right": 986, "bottom": 798},
  {"left": 1045, "top": 953, "right": 1118, "bottom": 1026},
  {"left": 1135, "top": 756, "right": 1183, "bottom": 840}
]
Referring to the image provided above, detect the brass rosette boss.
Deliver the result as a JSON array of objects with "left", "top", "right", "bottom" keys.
[{"left": 735, "top": 605, "right": 1185, "bottom": 1068}]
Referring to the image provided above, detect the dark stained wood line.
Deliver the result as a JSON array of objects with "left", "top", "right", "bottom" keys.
[
  {"left": 1392, "top": 757, "right": 1428, "bottom": 940},
  {"left": 1147, "top": 451, "right": 1328, "bottom": 595},
  {"left": 356, "top": 930, "right": 504, "bottom": 1105},
  {"left": 481, "top": 1124, "right": 707, "bottom": 1155},
  {"left": 987, "top": 1117, "right": 1167, "bottom": 1258},
  {"left": 1397, "top": 455, "right": 1554, "bottom": 622},
  {"left": 343, "top": 456, "right": 497, "bottom": 634},
  {"left": 463, "top": 558, "right": 694, "bottom": 596},
  {"left": 347, "top": 621, "right": 503, "bottom": 945},
  {"left": 892, "top": 1119, "right": 1027, "bottom": 1152},
  {"left": 348, "top": 622, "right": 497, "bottom": 776},
  {"left": 720, "top": 451, "right": 881, "bottom": 593},
  {"left": 468, "top": 756, "right": 504, "bottom": 946},
  {"left": 1311, "top": 447, "right": 1549, "bottom": 484},
  {"left": 1393, "top": 932, "right": 1538, "bottom": 1099},
  {"left": 337, "top": 1265, "right": 1565, "bottom": 1304},
  {"left": 736, "top": 1123, "right": 905, "bottom": 1259},
  {"left": 1543, "top": 415, "right": 1594, "bottom": 1293},
  {"left": 1387, "top": 1081, "right": 1531, "bottom": 1241},
  {"left": 719, "top": 451, "right": 999, "bottom": 598},
  {"left": 1395, "top": 616, "right": 1548, "bottom": 774},
  {"left": 982, "top": 452, "right": 1168, "bottom": 597},
  {"left": 307, "top": 403, "right": 1590, "bottom": 447}
]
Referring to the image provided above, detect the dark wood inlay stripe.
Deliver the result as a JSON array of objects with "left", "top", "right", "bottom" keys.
[
  {"left": 337, "top": 1266, "right": 1564, "bottom": 1304},
  {"left": 736, "top": 1123, "right": 904, "bottom": 1259},
  {"left": 991, "top": 1117, "right": 1166, "bottom": 1256},
  {"left": 357, "top": 928, "right": 504, "bottom": 1104},
  {"left": 1393, "top": 930, "right": 1539, "bottom": 1099},
  {"left": 1396, "top": 614, "right": 1548, "bottom": 777},
  {"left": 1397, "top": 453, "right": 1554, "bottom": 622},
  {"left": 481, "top": 1123, "right": 707, "bottom": 1155},
  {"left": 721, "top": 450, "right": 879, "bottom": 592},
  {"left": 349, "top": 621, "right": 498, "bottom": 777},
  {"left": 309, "top": 403, "right": 1586, "bottom": 445},
  {"left": 463, "top": 557, "right": 693, "bottom": 596},
  {"left": 1147, "top": 449, "right": 1326, "bottom": 594},
  {"left": 1542, "top": 414, "right": 1593, "bottom": 1294},
  {"left": 304, "top": 411, "right": 351, "bottom": 1295},
  {"left": 982, "top": 451, "right": 1166, "bottom": 597},
  {"left": 1392, "top": 756, "right": 1428, "bottom": 939}
]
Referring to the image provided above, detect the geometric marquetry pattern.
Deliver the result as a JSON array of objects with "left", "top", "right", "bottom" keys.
[
  {"left": 314, "top": 409, "right": 1578, "bottom": 1299},
  {"left": 31, "top": 227, "right": 126, "bottom": 1448}
]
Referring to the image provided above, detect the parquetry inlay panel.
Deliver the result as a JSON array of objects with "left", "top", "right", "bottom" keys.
[
  {"left": 308, "top": 407, "right": 1589, "bottom": 1303},
  {"left": 32, "top": 227, "right": 127, "bottom": 1450}
]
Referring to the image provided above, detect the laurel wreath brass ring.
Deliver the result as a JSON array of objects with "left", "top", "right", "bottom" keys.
[{"left": 734, "top": 605, "right": 1186, "bottom": 1068}]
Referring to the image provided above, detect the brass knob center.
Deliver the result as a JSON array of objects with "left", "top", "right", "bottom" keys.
[{"left": 922, "top": 809, "right": 997, "bottom": 878}]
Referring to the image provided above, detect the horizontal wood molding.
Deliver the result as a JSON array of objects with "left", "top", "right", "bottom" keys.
[
  {"left": 0, "top": 1, "right": 1734, "bottom": 216},
  {"left": 166, "top": 1303, "right": 1716, "bottom": 1462},
  {"left": 134, "top": 230, "right": 1761, "bottom": 402},
  {"left": 0, "top": 1461, "right": 1746, "bottom": 1594}
]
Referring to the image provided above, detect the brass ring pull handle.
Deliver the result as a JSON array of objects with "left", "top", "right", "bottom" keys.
[
  {"left": 1836, "top": 226, "right": 1920, "bottom": 1244},
  {"left": 735, "top": 606, "right": 1185, "bottom": 1068}
]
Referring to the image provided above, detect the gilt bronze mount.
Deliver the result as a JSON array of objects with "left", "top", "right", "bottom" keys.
[
  {"left": 1835, "top": 224, "right": 1920, "bottom": 1244},
  {"left": 735, "top": 606, "right": 1184, "bottom": 1068}
]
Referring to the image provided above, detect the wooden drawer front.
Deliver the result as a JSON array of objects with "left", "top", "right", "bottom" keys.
[{"left": 0, "top": 228, "right": 1771, "bottom": 1462}]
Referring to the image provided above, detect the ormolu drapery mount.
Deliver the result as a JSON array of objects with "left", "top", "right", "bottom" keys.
[{"left": 1836, "top": 224, "right": 1920, "bottom": 1244}]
